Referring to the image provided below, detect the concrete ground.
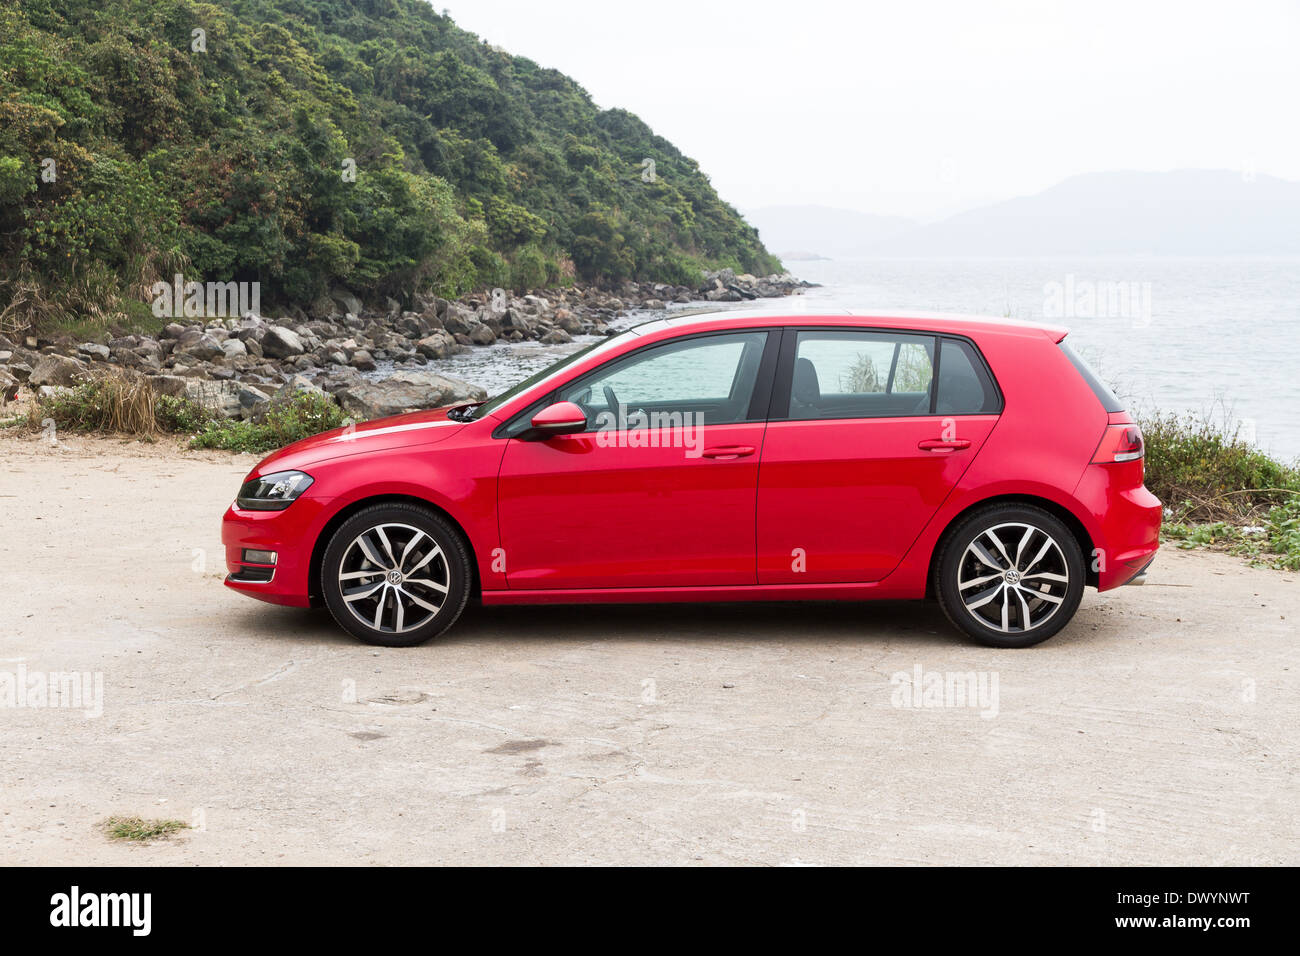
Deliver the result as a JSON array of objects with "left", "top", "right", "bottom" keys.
[{"left": 1, "top": 432, "right": 1296, "bottom": 865}]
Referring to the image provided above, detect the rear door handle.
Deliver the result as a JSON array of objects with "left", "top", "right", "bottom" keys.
[
  {"left": 702, "top": 445, "right": 756, "bottom": 459},
  {"left": 918, "top": 438, "right": 971, "bottom": 453}
]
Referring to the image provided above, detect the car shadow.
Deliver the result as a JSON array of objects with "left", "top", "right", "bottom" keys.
[
  {"left": 449, "top": 598, "right": 956, "bottom": 647},
  {"left": 228, "top": 595, "right": 1114, "bottom": 650}
]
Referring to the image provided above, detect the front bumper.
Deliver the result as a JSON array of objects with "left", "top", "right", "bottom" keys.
[{"left": 221, "top": 496, "right": 332, "bottom": 607}]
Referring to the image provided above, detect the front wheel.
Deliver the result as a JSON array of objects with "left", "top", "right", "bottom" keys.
[
  {"left": 321, "top": 503, "right": 472, "bottom": 647},
  {"left": 934, "top": 504, "right": 1085, "bottom": 648}
]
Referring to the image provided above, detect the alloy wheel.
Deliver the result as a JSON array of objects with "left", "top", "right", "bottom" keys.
[
  {"left": 956, "top": 521, "right": 1070, "bottom": 634},
  {"left": 337, "top": 522, "right": 450, "bottom": 635}
]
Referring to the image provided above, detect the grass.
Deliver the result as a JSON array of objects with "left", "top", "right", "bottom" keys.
[
  {"left": 103, "top": 815, "right": 190, "bottom": 842},
  {"left": 28, "top": 368, "right": 159, "bottom": 434},
  {"left": 1138, "top": 409, "right": 1300, "bottom": 570},
  {"left": 24, "top": 370, "right": 351, "bottom": 452}
]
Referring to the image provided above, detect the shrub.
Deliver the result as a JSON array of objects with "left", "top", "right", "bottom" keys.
[
  {"left": 30, "top": 369, "right": 158, "bottom": 435},
  {"left": 1138, "top": 410, "right": 1300, "bottom": 523},
  {"left": 188, "top": 390, "right": 348, "bottom": 454}
]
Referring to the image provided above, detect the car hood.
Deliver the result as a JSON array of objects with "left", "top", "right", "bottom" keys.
[{"left": 247, "top": 405, "right": 467, "bottom": 478}]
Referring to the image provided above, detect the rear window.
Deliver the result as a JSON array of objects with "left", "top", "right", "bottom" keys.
[{"left": 1059, "top": 340, "right": 1125, "bottom": 413}]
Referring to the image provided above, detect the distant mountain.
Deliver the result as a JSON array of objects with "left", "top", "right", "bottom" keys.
[
  {"left": 876, "top": 170, "right": 1300, "bottom": 256},
  {"left": 751, "top": 172, "right": 1300, "bottom": 259},
  {"left": 744, "top": 205, "right": 916, "bottom": 259}
]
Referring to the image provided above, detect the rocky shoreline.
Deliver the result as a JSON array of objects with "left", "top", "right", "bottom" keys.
[{"left": 0, "top": 270, "right": 809, "bottom": 421}]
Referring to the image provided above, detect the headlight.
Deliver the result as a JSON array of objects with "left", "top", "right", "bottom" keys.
[{"left": 236, "top": 470, "right": 314, "bottom": 511}]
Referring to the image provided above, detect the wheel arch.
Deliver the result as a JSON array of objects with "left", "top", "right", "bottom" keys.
[
  {"left": 307, "top": 494, "right": 480, "bottom": 606},
  {"left": 924, "top": 493, "right": 1098, "bottom": 597}
]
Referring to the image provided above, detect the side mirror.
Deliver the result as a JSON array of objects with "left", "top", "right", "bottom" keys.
[{"left": 526, "top": 401, "right": 587, "bottom": 439}]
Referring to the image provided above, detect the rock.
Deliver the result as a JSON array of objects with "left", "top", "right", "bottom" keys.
[
  {"left": 468, "top": 322, "right": 496, "bottom": 345},
  {"left": 184, "top": 379, "right": 270, "bottom": 420},
  {"left": 261, "top": 325, "right": 305, "bottom": 359},
  {"left": 0, "top": 351, "right": 11, "bottom": 364},
  {"left": 77, "top": 342, "right": 111, "bottom": 362},
  {"left": 0, "top": 368, "right": 18, "bottom": 402},
  {"left": 554, "top": 309, "right": 584, "bottom": 333},
  {"left": 28, "top": 354, "right": 88, "bottom": 388},
  {"left": 330, "top": 288, "right": 364, "bottom": 316},
  {"left": 336, "top": 370, "right": 485, "bottom": 420},
  {"left": 539, "top": 328, "right": 572, "bottom": 345},
  {"left": 441, "top": 305, "right": 474, "bottom": 335},
  {"left": 175, "top": 330, "right": 225, "bottom": 361},
  {"left": 310, "top": 293, "right": 340, "bottom": 319},
  {"left": 221, "top": 338, "right": 248, "bottom": 360},
  {"left": 148, "top": 375, "right": 188, "bottom": 398},
  {"left": 415, "top": 332, "right": 458, "bottom": 360},
  {"left": 349, "top": 349, "right": 376, "bottom": 371},
  {"left": 641, "top": 299, "right": 666, "bottom": 310}
]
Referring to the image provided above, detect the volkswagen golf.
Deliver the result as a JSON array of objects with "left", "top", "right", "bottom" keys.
[{"left": 221, "top": 310, "right": 1161, "bottom": 648}]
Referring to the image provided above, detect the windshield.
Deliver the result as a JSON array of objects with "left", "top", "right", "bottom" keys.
[{"left": 467, "top": 332, "right": 632, "bottom": 420}]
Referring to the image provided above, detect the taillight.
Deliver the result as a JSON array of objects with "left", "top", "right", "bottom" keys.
[{"left": 1092, "top": 424, "right": 1144, "bottom": 463}]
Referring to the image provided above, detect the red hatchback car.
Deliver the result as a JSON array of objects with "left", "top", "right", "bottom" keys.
[{"left": 222, "top": 310, "right": 1161, "bottom": 648}]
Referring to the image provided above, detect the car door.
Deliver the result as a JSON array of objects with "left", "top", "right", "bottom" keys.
[
  {"left": 497, "top": 329, "right": 777, "bottom": 589},
  {"left": 756, "top": 329, "right": 1001, "bottom": 584}
]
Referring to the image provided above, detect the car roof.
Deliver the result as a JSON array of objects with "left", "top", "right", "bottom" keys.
[{"left": 628, "top": 306, "right": 1069, "bottom": 342}]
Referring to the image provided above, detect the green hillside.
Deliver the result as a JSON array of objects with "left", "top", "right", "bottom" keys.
[{"left": 0, "top": 0, "right": 779, "bottom": 331}]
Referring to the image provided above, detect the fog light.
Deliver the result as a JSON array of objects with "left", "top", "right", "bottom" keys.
[{"left": 242, "top": 549, "right": 277, "bottom": 565}]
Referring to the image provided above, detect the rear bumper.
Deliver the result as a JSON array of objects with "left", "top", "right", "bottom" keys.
[
  {"left": 1123, "top": 556, "right": 1156, "bottom": 586},
  {"left": 1073, "top": 465, "right": 1162, "bottom": 591}
]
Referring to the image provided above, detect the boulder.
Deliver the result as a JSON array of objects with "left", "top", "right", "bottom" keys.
[
  {"left": 468, "top": 323, "right": 497, "bottom": 345},
  {"left": 175, "top": 332, "right": 225, "bottom": 362},
  {"left": 539, "top": 328, "right": 572, "bottom": 345},
  {"left": 77, "top": 342, "right": 111, "bottom": 362},
  {"left": 148, "top": 374, "right": 188, "bottom": 398},
  {"left": 415, "top": 331, "right": 458, "bottom": 360},
  {"left": 336, "top": 370, "right": 485, "bottom": 421},
  {"left": 330, "top": 288, "right": 364, "bottom": 316},
  {"left": 28, "top": 354, "right": 88, "bottom": 388},
  {"left": 261, "top": 325, "right": 305, "bottom": 359},
  {"left": 184, "top": 379, "right": 271, "bottom": 420}
]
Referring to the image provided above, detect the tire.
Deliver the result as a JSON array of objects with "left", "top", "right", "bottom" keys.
[
  {"left": 320, "top": 503, "right": 472, "bottom": 647},
  {"left": 933, "top": 504, "right": 1085, "bottom": 648}
]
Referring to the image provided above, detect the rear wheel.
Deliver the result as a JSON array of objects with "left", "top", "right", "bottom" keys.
[
  {"left": 321, "top": 503, "right": 472, "bottom": 647},
  {"left": 934, "top": 504, "right": 1085, "bottom": 648}
]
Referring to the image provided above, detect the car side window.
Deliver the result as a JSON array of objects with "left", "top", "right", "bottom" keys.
[
  {"left": 558, "top": 331, "right": 769, "bottom": 429},
  {"left": 935, "top": 338, "right": 1000, "bottom": 415},
  {"left": 787, "top": 330, "right": 936, "bottom": 420}
]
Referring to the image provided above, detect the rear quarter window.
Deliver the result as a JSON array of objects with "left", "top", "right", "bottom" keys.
[
  {"left": 935, "top": 338, "right": 1001, "bottom": 415},
  {"left": 1059, "top": 340, "right": 1125, "bottom": 413}
]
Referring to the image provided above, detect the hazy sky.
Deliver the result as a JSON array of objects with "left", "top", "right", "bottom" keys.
[{"left": 441, "top": 0, "right": 1300, "bottom": 220}]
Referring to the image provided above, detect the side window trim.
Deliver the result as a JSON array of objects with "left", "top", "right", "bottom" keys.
[
  {"left": 769, "top": 326, "right": 1003, "bottom": 422},
  {"left": 494, "top": 328, "right": 778, "bottom": 438}
]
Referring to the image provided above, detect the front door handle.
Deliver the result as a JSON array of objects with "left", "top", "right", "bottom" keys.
[
  {"left": 702, "top": 445, "right": 756, "bottom": 459},
  {"left": 918, "top": 438, "right": 971, "bottom": 453}
]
